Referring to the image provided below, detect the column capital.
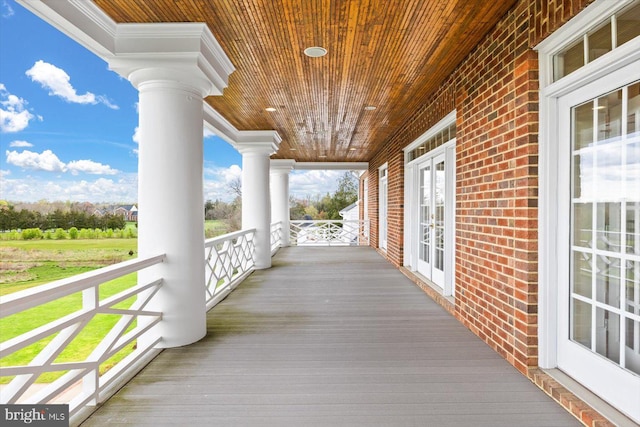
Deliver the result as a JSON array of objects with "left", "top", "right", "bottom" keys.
[
  {"left": 270, "top": 159, "right": 296, "bottom": 173},
  {"left": 235, "top": 131, "right": 282, "bottom": 155},
  {"left": 108, "top": 23, "right": 235, "bottom": 97}
]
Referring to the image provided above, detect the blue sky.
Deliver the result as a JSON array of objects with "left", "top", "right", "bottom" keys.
[{"left": 0, "top": 0, "right": 345, "bottom": 203}]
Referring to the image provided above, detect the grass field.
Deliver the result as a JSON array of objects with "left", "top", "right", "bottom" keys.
[{"left": 0, "top": 239, "right": 140, "bottom": 384}]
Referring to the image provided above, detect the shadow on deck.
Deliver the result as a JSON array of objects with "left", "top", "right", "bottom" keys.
[{"left": 81, "top": 247, "right": 579, "bottom": 426}]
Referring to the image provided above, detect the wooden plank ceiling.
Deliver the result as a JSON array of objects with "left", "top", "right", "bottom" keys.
[{"left": 94, "top": 0, "right": 518, "bottom": 163}]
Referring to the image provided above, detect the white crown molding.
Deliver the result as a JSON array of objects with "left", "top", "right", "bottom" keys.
[
  {"left": 17, "top": 0, "right": 235, "bottom": 96},
  {"left": 235, "top": 131, "right": 282, "bottom": 155},
  {"left": 270, "top": 159, "right": 296, "bottom": 172},
  {"left": 203, "top": 103, "right": 239, "bottom": 146},
  {"left": 17, "top": 0, "right": 117, "bottom": 57}
]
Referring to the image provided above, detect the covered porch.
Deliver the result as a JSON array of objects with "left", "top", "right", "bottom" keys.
[{"left": 81, "top": 247, "right": 578, "bottom": 426}]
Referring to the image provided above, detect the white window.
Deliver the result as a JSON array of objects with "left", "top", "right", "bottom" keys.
[{"left": 537, "top": 0, "right": 640, "bottom": 422}]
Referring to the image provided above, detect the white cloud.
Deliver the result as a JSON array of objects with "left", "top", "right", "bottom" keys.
[
  {"left": 0, "top": 175, "right": 138, "bottom": 203},
  {"left": 6, "top": 149, "right": 119, "bottom": 176},
  {"left": 67, "top": 159, "right": 119, "bottom": 175},
  {"left": 6, "top": 149, "right": 66, "bottom": 172},
  {"left": 290, "top": 170, "right": 344, "bottom": 199},
  {"left": 1, "top": 169, "right": 10, "bottom": 177},
  {"left": 25, "top": 61, "right": 119, "bottom": 109},
  {"left": 131, "top": 127, "right": 140, "bottom": 154},
  {"left": 1, "top": 1, "right": 14, "bottom": 18},
  {"left": 203, "top": 164, "right": 242, "bottom": 202},
  {"left": 0, "top": 84, "right": 38, "bottom": 132},
  {"left": 9, "top": 140, "right": 33, "bottom": 148},
  {"left": 203, "top": 127, "right": 216, "bottom": 138}
]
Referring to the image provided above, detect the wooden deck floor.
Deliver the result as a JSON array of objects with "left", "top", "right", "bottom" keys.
[{"left": 82, "top": 247, "right": 580, "bottom": 426}]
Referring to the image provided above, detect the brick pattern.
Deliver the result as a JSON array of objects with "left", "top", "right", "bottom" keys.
[
  {"left": 454, "top": 0, "right": 540, "bottom": 375},
  {"left": 365, "top": 0, "right": 610, "bottom": 422},
  {"left": 530, "top": 0, "right": 595, "bottom": 45}
]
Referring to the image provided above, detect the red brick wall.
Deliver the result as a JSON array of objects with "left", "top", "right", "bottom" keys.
[{"left": 367, "top": 0, "right": 593, "bottom": 375}]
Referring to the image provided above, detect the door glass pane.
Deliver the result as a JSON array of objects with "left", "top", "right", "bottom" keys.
[
  {"left": 573, "top": 299, "right": 592, "bottom": 348},
  {"left": 573, "top": 251, "right": 592, "bottom": 298},
  {"left": 626, "top": 261, "right": 639, "bottom": 314},
  {"left": 597, "top": 89, "right": 623, "bottom": 143},
  {"left": 573, "top": 203, "right": 592, "bottom": 247},
  {"left": 629, "top": 83, "right": 640, "bottom": 137},
  {"left": 588, "top": 21, "right": 612, "bottom": 62},
  {"left": 596, "top": 256, "right": 621, "bottom": 308},
  {"left": 617, "top": 3, "right": 640, "bottom": 47},
  {"left": 554, "top": 38, "right": 584, "bottom": 80},
  {"left": 596, "top": 308, "right": 620, "bottom": 363},
  {"left": 419, "top": 166, "right": 431, "bottom": 263},
  {"left": 434, "top": 160, "right": 446, "bottom": 272},
  {"left": 574, "top": 101, "right": 594, "bottom": 150},
  {"left": 626, "top": 318, "right": 640, "bottom": 375},
  {"left": 596, "top": 203, "right": 622, "bottom": 251}
]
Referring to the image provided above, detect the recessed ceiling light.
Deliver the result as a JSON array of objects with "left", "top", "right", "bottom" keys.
[
  {"left": 364, "top": 106, "right": 376, "bottom": 111},
  {"left": 318, "top": 154, "right": 327, "bottom": 158},
  {"left": 349, "top": 148, "right": 357, "bottom": 151},
  {"left": 290, "top": 147, "right": 297, "bottom": 151},
  {"left": 265, "top": 107, "right": 276, "bottom": 112},
  {"left": 304, "top": 46, "right": 327, "bottom": 58}
]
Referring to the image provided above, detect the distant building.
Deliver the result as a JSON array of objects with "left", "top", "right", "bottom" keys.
[{"left": 114, "top": 205, "right": 138, "bottom": 222}]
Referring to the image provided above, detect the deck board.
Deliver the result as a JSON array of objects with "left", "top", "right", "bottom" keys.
[{"left": 81, "top": 247, "right": 580, "bottom": 426}]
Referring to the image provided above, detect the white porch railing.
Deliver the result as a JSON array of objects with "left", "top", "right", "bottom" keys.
[
  {"left": 205, "top": 228, "right": 256, "bottom": 310},
  {"left": 290, "top": 220, "right": 370, "bottom": 246},
  {"left": 270, "top": 221, "right": 283, "bottom": 255},
  {"left": 0, "top": 254, "right": 165, "bottom": 420}
]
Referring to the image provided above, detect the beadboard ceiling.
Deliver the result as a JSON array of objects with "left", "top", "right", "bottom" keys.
[{"left": 94, "top": 0, "right": 518, "bottom": 162}]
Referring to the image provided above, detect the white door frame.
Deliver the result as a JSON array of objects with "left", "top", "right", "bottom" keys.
[
  {"left": 403, "top": 113, "right": 456, "bottom": 296},
  {"left": 536, "top": 0, "right": 640, "bottom": 421}
]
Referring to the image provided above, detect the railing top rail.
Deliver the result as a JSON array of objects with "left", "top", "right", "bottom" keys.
[
  {"left": 0, "top": 253, "right": 166, "bottom": 318},
  {"left": 205, "top": 228, "right": 256, "bottom": 247},
  {"left": 290, "top": 219, "right": 365, "bottom": 223}
]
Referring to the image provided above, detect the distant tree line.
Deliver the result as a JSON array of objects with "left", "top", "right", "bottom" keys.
[
  {"left": 289, "top": 172, "right": 358, "bottom": 220},
  {"left": 204, "top": 171, "right": 359, "bottom": 225},
  {"left": 0, "top": 205, "right": 126, "bottom": 232}
]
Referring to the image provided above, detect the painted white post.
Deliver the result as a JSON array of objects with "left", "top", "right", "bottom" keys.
[
  {"left": 270, "top": 160, "right": 295, "bottom": 247},
  {"left": 236, "top": 133, "right": 281, "bottom": 269},
  {"left": 108, "top": 24, "right": 234, "bottom": 348},
  {"left": 133, "top": 73, "right": 208, "bottom": 347}
]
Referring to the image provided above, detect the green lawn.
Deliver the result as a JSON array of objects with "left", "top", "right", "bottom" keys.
[{"left": 0, "top": 239, "right": 140, "bottom": 384}]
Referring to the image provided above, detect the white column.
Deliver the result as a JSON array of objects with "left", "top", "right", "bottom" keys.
[
  {"left": 133, "top": 72, "right": 208, "bottom": 347},
  {"left": 236, "top": 133, "right": 281, "bottom": 269},
  {"left": 107, "top": 24, "right": 234, "bottom": 348},
  {"left": 270, "top": 160, "right": 295, "bottom": 247}
]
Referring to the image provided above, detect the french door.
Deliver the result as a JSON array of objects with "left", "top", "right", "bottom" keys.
[
  {"left": 417, "top": 153, "right": 446, "bottom": 288},
  {"left": 379, "top": 166, "right": 388, "bottom": 251},
  {"left": 558, "top": 70, "right": 640, "bottom": 420}
]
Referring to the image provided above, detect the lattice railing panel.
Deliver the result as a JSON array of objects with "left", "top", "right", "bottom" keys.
[
  {"left": 290, "top": 220, "right": 370, "bottom": 246},
  {"left": 204, "top": 229, "right": 256, "bottom": 309}
]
